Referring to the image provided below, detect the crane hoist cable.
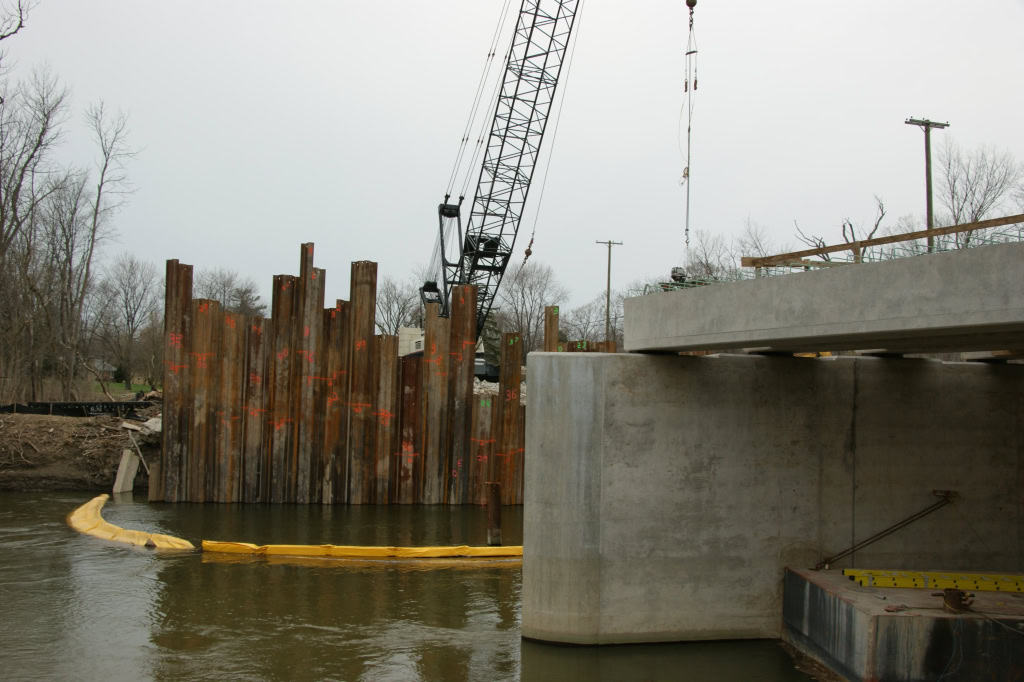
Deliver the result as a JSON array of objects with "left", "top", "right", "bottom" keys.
[
  {"left": 445, "top": 0, "right": 516, "bottom": 202},
  {"left": 679, "top": 0, "right": 698, "bottom": 251},
  {"left": 520, "top": 0, "right": 588, "bottom": 269}
]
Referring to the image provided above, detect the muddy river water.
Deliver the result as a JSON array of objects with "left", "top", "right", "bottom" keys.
[{"left": 0, "top": 492, "right": 813, "bottom": 681}]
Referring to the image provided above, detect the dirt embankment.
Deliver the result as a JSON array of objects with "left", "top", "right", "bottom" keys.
[{"left": 0, "top": 411, "right": 159, "bottom": 492}]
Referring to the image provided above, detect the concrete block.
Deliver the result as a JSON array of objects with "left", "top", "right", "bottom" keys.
[
  {"left": 783, "top": 568, "right": 1024, "bottom": 682},
  {"left": 113, "top": 449, "right": 140, "bottom": 493},
  {"left": 522, "top": 352, "right": 1023, "bottom": 645}
]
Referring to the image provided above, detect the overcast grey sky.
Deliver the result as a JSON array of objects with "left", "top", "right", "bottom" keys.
[{"left": 12, "top": 0, "right": 1024, "bottom": 308}]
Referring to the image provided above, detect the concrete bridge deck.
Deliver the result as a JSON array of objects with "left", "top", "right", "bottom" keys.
[{"left": 623, "top": 242, "right": 1024, "bottom": 355}]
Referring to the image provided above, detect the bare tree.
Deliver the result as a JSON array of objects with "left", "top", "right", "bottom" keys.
[
  {"left": 0, "top": 67, "right": 69, "bottom": 264},
  {"left": 938, "top": 139, "right": 1024, "bottom": 247},
  {"left": 0, "top": 4, "right": 141, "bottom": 401},
  {"left": 98, "top": 253, "right": 159, "bottom": 390},
  {"left": 736, "top": 217, "right": 785, "bottom": 259},
  {"left": 374, "top": 275, "right": 419, "bottom": 335},
  {"left": 493, "top": 260, "right": 569, "bottom": 354},
  {"left": 194, "top": 266, "right": 267, "bottom": 316},
  {"left": 0, "top": 1, "right": 29, "bottom": 46},
  {"left": 684, "top": 229, "right": 736, "bottom": 279},
  {"left": 136, "top": 308, "right": 165, "bottom": 390},
  {"left": 562, "top": 295, "right": 605, "bottom": 343},
  {"left": 793, "top": 196, "right": 886, "bottom": 262}
]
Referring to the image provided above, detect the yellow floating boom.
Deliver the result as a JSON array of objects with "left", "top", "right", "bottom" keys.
[
  {"left": 202, "top": 540, "right": 522, "bottom": 559},
  {"left": 67, "top": 494, "right": 195, "bottom": 550},
  {"left": 67, "top": 495, "right": 521, "bottom": 561}
]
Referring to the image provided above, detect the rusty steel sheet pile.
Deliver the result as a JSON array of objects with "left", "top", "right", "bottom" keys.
[{"left": 155, "top": 244, "right": 549, "bottom": 504}]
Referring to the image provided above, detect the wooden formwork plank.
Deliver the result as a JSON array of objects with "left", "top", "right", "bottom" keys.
[
  {"left": 397, "top": 355, "right": 422, "bottom": 504},
  {"left": 347, "top": 261, "right": 377, "bottom": 504},
  {"left": 469, "top": 397, "right": 495, "bottom": 505},
  {"left": 295, "top": 243, "right": 326, "bottom": 504},
  {"left": 242, "top": 317, "right": 270, "bottom": 503},
  {"left": 268, "top": 275, "right": 297, "bottom": 503},
  {"left": 420, "top": 302, "right": 450, "bottom": 504},
  {"left": 544, "top": 305, "right": 560, "bottom": 352},
  {"left": 214, "top": 310, "right": 245, "bottom": 503},
  {"left": 497, "top": 332, "right": 523, "bottom": 504},
  {"left": 373, "top": 335, "right": 400, "bottom": 504},
  {"left": 189, "top": 298, "right": 219, "bottom": 503},
  {"left": 322, "top": 300, "right": 351, "bottom": 504},
  {"left": 159, "top": 259, "right": 192, "bottom": 502},
  {"left": 445, "top": 285, "right": 477, "bottom": 504}
]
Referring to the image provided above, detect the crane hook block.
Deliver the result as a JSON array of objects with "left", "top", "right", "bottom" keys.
[{"left": 686, "top": 0, "right": 696, "bottom": 8}]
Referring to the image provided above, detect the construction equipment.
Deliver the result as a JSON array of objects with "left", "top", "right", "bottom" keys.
[{"left": 422, "top": 0, "right": 582, "bottom": 338}]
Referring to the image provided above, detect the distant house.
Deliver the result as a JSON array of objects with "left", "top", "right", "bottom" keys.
[
  {"left": 89, "top": 359, "right": 117, "bottom": 382},
  {"left": 398, "top": 327, "right": 425, "bottom": 357}
]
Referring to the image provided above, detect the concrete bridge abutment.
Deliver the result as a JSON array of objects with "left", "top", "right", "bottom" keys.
[{"left": 522, "top": 352, "right": 1023, "bottom": 645}]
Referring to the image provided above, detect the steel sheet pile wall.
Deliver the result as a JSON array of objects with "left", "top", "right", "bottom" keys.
[
  {"left": 543, "top": 305, "right": 617, "bottom": 354},
  {"left": 155, "top": 245, "right": 527, "bottom": 504}
]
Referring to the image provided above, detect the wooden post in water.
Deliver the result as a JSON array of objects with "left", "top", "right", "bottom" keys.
[{"left": 487, "top": 482, "right": 502, "bottom": 546}]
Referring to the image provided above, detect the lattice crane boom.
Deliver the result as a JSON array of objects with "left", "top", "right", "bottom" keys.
[{"left": 423, "top": 0, "right": 580, "bottom": 338}]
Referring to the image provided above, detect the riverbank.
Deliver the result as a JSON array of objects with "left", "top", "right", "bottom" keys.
[{"left": 0, "top": 412, "right": 157, "bottom": 491}]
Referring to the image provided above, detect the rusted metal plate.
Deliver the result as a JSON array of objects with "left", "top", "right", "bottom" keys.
[
  {"left": 295, "top": 244, "right": 325, "bottom": 503},
  {"left": 242, "top": 316, "right": 270, "bottom": 503},
  {"left": 189, "top": 298, "right": 219, "bottom": 503},
  {"left": 515, "top": 404, "right": 526, "bottom": 504},
  {"left": 322, "top": 300, "right": 351, "bottom": 504},
  {"left": 215, "top": 310, "right": 245, "bottom": 502},
  {"left": 498, "top": 332, "right": 523, "bottom": 504},
  {"left": 397, "top": 355, "right": 422, "bottom": 504},
  {"left": 347, "top": 261, "right": 377, "bottom": 504},
  {"left": 469, "top": 397, "right": 495, "bottom": 505},
  {"left": 373, "top": 335, "right": 399, "bottom": 504},
  {"left": 544, "top": 305, "right": 560, "bottom": 352},
  {"left": 159, "top": 260, "right": 192, "bottom": 502},
  {"left": 446, "top": 285, "right": 477, "bottom": 504},
  {"left": 268, "top": 275, "right": 297, "bottom": 503},
  {"left": 421, "top": 303, "right": 450, "bottom": 504}
]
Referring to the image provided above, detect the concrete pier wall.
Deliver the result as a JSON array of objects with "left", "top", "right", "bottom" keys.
[{"left": 522, "top": 352, "right": 1023, "bottom": 644}]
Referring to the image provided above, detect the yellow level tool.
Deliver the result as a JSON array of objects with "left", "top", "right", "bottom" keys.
[{"left": 843, "top": 569, "right": 1023, "bottom": 592}]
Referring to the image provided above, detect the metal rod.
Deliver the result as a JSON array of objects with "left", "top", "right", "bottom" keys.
[{"left": 816, "top": 490, "right": 957, "bottom": 570}]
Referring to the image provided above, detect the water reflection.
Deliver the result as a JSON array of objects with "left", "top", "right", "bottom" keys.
[{"left": 0, "top": 492, "right": 811, "bottom": 681}]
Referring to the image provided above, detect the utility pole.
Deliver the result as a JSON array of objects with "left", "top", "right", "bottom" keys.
[
  {"left": 595, "top": 240, "right": 623, "bottom": 344},
  {"left": 905, "top": 117, "right": 949, "bottom": 252}
]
